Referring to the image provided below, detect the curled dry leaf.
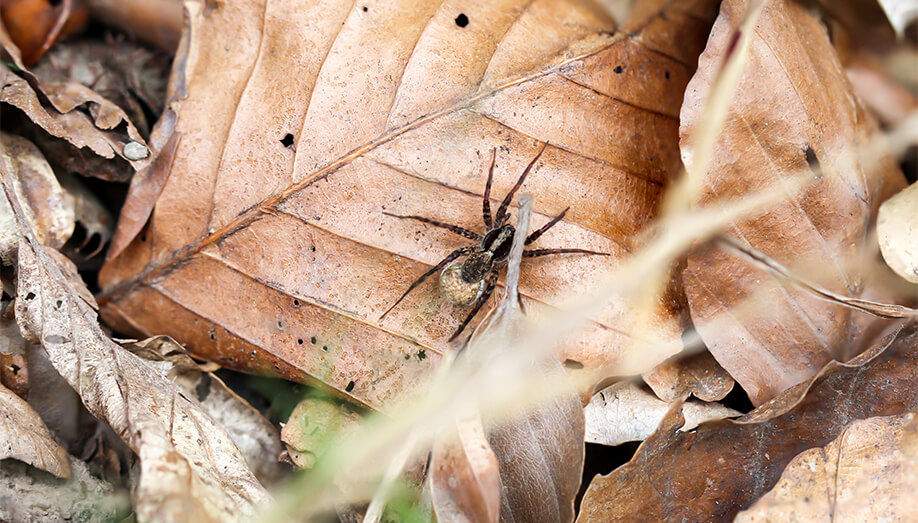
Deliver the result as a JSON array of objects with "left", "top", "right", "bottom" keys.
[
  {"left": 0, "top": 132, "right": 73, "bottom": 262},
  {"left": 281, "top": 396, "right": 361, "bottom": 470},
  {"left": 577, "top": 321, "right": 918, "bottom": 522},
  {"left": 126, "top": 335, "right": 287, "bottom": 488},
  {"left": 878, "top": 181, "right": 918, "bottom": 283},
  {"left": 98, "top": 0, "right": 721, "bottom": 409},
  {"left": 680, "top": 0, "right": 907, "bottom": 406},
  {"left": 641, "top": 350, "right": 734, "bottom": 402},
  {"left": 57, "top": 172, "right": 114, "bottom": 260},
  {"left": 584, "top": 381, "right": 739, "bottom": 447},
  {"left": 0, "top": 23, "right": 151, "bottom": 173},
  {"left": 736, "top": 413, "right": 918, "bottom": 522},
  {"left": 0, "top": 381, "right": 71, "bottom": 478},
  {"left": 86, "top": 0, "right": 183, "bottom": 52},
  {"left": 0, "top": 457, "right": 125, "bottom": 522},
  {"left": 430, "top": 410, "right": 501, "bottom": 523},
  {"left": 3, "top": 172, "right": 269, "bottom": 520}
]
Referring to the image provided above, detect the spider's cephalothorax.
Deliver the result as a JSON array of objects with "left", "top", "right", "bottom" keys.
[{"left": 380, "top": 143, "right": 609, "bottom": 341}]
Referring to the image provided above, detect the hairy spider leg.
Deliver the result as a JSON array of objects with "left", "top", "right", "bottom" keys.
[
  {"left": 495, "top": 141, "right": 549, "bottom": 226},
  {"left": 379, "top": 246, "right": 474, "bottom": 320},
  {"left": 383, "top": 212, "right": 481, "bottom": 241},
  {"left": 523, "top": 248, "right": 609, "bottom": 258},
  {"left": 482, "top": 148, "right": 497, "bottom": 227},
  {"left": 525, "top": 207, "right": 570, "bottom": 245},
  {"left": 449, "top": 269, "right": 499, "bottom": 342}
]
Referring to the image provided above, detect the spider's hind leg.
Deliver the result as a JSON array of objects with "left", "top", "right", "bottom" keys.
[
  {"left": 449, "top": 270, "right": 499, "bottom": 342},
  {"left": 379, "top": 246, "right": 472, "bottom": 321}
]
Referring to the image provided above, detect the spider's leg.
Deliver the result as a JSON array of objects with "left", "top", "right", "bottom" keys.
[
  {"left": 495, "top": 141, "right": 549, "bottom": 226},
  {"left": 523, "top": 248, "right": 610, "bottom": 258},
  {"left": 525, "top": 207, "right": 569, "bottom": 245},
  {"left": 383, "top": 212, "right": 481, "bottom": 241},
  {"left": 482, "top": 148, "right": 496, "bottom": 227},
  {"left": 379, "top": 246, "right": 472, "bottom": 320},
  {"left": 449, "top": 270, "right": 498, "bottom": 342}
]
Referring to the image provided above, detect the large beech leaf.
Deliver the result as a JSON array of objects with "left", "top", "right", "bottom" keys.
[
  {"left": 577, "top": 321, "right": 918, "bottom": 522},
  {"left": 98, "top": 0, "right": 720, "bottom": 411},
  {"left": 680, "top": 0, "right": 906, "bottom": 405}
]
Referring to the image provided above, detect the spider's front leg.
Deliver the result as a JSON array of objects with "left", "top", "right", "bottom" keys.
[{"left": 448, "top": 269, "right": 499, "bottom": 342}]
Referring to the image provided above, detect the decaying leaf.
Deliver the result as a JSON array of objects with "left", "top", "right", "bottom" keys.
[
  {"left": 680, "top": 0, "right": 907, "bottom": 406},
  {"left": 58, "top": 172, "right": 114, "bottom": 260},
  {"left": 584, "top": 381, "right": 739, "bottom": 447},
  {"left": 281, "top": 396, "right": 361, "bottom": 470},
  {"left": 3, "top": 166, "right": 269, "bottom": 521},
  {"left": 430, "top": 410, "right": 501, "bottom": 523},
  {"left": 86, "top": 0, "right": 183, "bottom": 52},
  {"left": 641, "top": 350, "right": 734, "bottom": 402},
  {"left": 577, "top": 321, "right": 918, "bottom": 522},
  {"left": 126, "top": 335, "right": 288, "bottom": 488},
  {"left": 878, "top": 181, "right": 918, "bottom": 283},
  {"left": 0, "top": 457, "right": 125, "bottom": 522},
  {"left": 98, "top": 0, "right": 721, "bottom": 409},
  {"left": 736, "top": 412, "right": 918, "bottom": 522},
  {"left": 0, "top": 380, "right": 71, "bottom": 478},
  {"left": 0, "top": 22, "right": 151, "bottom": 172},
  {"left": 0, "top": 132, "right": 73, "bottom": 262},
  {"left": 0, "top": 305, "right": 29, "bottom": 396}
]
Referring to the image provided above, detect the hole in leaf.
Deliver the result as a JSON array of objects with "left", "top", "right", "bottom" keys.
[
  {"left": 280, "top": 133, "right": 295, "bottom": 149},
  {"left": 664, "top": 71, "right": 670, "bottom": 79},
  {"left": 362, "top": 5, "right": 368, "bottom": 12},
  {"left": 322, "top": 345, "right": 329, "bottom": 352},
  {"left": 25, "top": 292, "right": 35, "bottom": 300},
  {"left": 310, "top": 336, "right": 317, "bottom": 344},
  {"left": 805, "top": 145, "right": 822, "bottom": 178},
  {"left": 345, "top": 380, "right": 355, "bottom": 392},
  {"left": 455, "top": 13, "right": 469, "bottom": 27},
  {"left": 613, "top": 65, "right": 624, "bottom": 74},
  {"left": 563, "top": 359, "right": 584, "bottom": 369},
  {"left": 297, "top": 338, "right": 304, "bottom": 345},
  {"left": 293, "top": 299, "right": 301, "bottom": 306}
]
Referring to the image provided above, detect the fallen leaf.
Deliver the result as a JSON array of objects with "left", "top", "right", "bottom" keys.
[
  {"left": 878, "top": 181, "right": 918, "bottom": 283},
  {"left": 98, "top": 0, "right": 720, "bottom": 411},
  {"left": 0, "top": 0, "right": 88, "bottom": 65},
  {"left": 430, "top": 410, "right": 501, "bottom": 523},
  {"left": 584, "top": 381, "right": 739, "bottom": 447},
  {"left": 577, "top": 321, "right": 918, "bottom": 522},
  {"left": 0, "top": 23, "right": 151, "bottom": 172},
  {"left": 641, "top": 350, "right": 734, "bottom": 402},
  {"left": 281, "top": 396, "right": 361, "bottom": 470},
  {"left": 0, "top": 456, "right": 126, "bottom": 522},
  {"left": 58, "top": 172, "right": 114, "bottom": 260},
  {"left": 126, "top": 335, "right": 288, "bottom": 488},
  {"left": 680, "top": 0, "right": 907, "bottom": 406},
  {"left": 3, "top": 166, "right": 269, "bottom": 521},
  {"left": 0, "top": 380, "right": 70, "bottom": 478},
  {"left": 736, "top": 412, "right": 918, "bottom": 522},
  {"left": 86, "top": 0, "right": 183, "bottom": 52},
  {"left": 0, "top": 304, "right": 29, "bottom": 396},
  {"left": 0, "top": 132, "right": 73, "bottom": 262}
]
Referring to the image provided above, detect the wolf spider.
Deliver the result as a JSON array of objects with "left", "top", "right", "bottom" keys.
[{"left": 380, "top": 143, "right": 608, "bottom": 341}]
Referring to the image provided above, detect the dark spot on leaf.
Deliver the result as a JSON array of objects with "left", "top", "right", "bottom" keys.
[
  {"left": 140, "top": 234, "right": 147, "bottom": 242},
  {"left": 280, "top": 133, "right": 294, "bottom": 149},
  {"left": 417, "top": 349, "right": 426, "bottom": 360},
  {"left": 563, "top": 359, "right": 584, "bottom": 369},
  {"left": 455, "top": 13, "right": 469, "bottom": 27},
  {"left": 310, "top": 245, "right": 316, "bottom": 252},
  {"left": 805, "top": 145, "right": 821, "bottom": 178},
  {"left": 55, "top": 300, "right": 62, "bottom": 309},
  {"left": 613, "top": 65, "right": 624, "bottom": 74},
  {"left": 665, "top": 71, "right": 671, "bottom": 79},
  {"left": 311, "top": 337, "right": 317, "bottom": 344},
  {"left": 362, "top": 5, "right": 368, "bottom": 12},
  {"left": 293, "top": 299, "right": 300, "bottom": 306},
  {"left": 322, "top": 345, "right": 329, "bottom": 352},
  {"left": 345, "top": 380, "right": 355, "bottom": 392},
  {"left": 25, "top": 292, "right": 35, "bottom": 300},
  {"left": 251, "top": 350, "right": 256, "bottom": 356},
  {"left": 209, "top": 329, "right": 216, "bottom": 341},
  {"left": 297, "top": 338, "right": 304, "bottom": 345},
  {"left": 277, "top": 321, "right": 284, "bottom": 328},
  {"left": 404, "top": 354, "right": 410, "bottom": 360}
]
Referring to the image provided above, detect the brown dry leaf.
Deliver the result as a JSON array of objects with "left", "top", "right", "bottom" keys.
[
  {"left": 0, "top": 23, "right": 151, "bottom": 173},
  {"left": 680, "top": 0, "right": 907, "bottom": 406},
  {"left": 430, "top": 410, "right": 501, "bottom": 523},
  {"left": 0, "top": 380, "right": 71, "bottom": 478},
  {"left": 126, "top": 335, "right": 288, "bottom": 488},
  {"left": 576, "top": 321, "right": 918, "bottom": 522},
  {"left": 98, "top": 0, "right": 721, "bottom": 410},
  {"left": 3, "top": 173, "right": 269, "bottom": 520},
  {"left": 0, "top": 132, "right": 73, "bottom": 262},
  {"left": 1, "top": 303, "right": 30, "bottom": 396},
  {"left": 86, "top": 0, "right": 183, "bottom": 52},
  {"left": 58, "top": 172, "right": 114, "bottom": 260},
  {"left": 878, "top": 181, "right": 918, "bottom": 283},
  {"left": 584, "top": 381, "right": 739, "bottom": 447},
  {"left": 0, "top": 456, "right": 125, "bottom": 521},
  {"left": 736, "top": 412, "right": 918, "bottom": 522},
  {"left": 641, "top": 350, "right": 734, "bottom": 402}
]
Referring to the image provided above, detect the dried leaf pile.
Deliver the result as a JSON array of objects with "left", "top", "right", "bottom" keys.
[{"left": 0, "top": 0, "right": 916, "bottom": 521}]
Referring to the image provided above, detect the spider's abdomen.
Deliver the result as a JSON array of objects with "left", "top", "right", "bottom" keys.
[{"left": 439, "top": 260, "right": 484, "bottom": 306}]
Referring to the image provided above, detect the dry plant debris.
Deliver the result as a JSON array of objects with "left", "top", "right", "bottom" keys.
[{"left": 0, "top": 0, "right": 916, "bottom": 520}]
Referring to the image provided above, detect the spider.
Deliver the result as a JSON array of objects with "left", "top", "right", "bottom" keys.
[{"left": 379, "top": 142, "right": 609, "bottom": 341}]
